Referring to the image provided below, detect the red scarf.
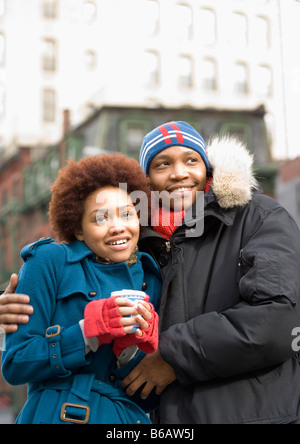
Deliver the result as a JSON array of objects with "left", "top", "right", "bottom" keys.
[
  {"left": 152, "top": 206, "right": 186, "bottom": 240},
  {"left": 152, "top": 177, "right": 212, "bottom": 240}
]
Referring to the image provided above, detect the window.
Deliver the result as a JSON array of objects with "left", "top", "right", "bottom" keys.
[
  {"left": 1, "top": 188, "right": 7, "bottom": 206},
  {"left": 202, "top": 58, "right": 218, "bottom": 92},
  {"left": 220, "top": 122, "right": 251, "bottom": 149},
  {"left": 0, "top": 32, "right": 4, "bottom": 65},
  {"left": 199, "top": 8, "right": 216, "bottom": 46},
  {"left": 144, "top": 0, "right": 160, "bottom": 36},
  {"left": 233, "top": 62, "right": 249, "bottom": 95},
  {"left": 229, "top": 12, "right": 248, "bottom": 47},
  {"left": 178, "top": 55, "right": 194, "bottom": 89},
  {"left": 84, "top": 50, "right": 97, "bottom": 70},
  {"left": 35, "top": 163, "right": 48, "bottom": 192},
  {"left": 120, "top": 119, "right": 150, "bottom": 160},
  {"left": 175, "top": 4, "right": 193, "bottom": 40},
  {"left": 42, "top": 88, "right": 56, "bottom": 123},
  {"left": 82, "top": 1, "right": 97, "bottom": 22},
  {"left": 255, "top": 16, "right": 270, "bottom": 49},
  {"left": 0, "top": 0, "right": 5, "bottom": 17},
  {"left": 12, "top": 177, "right": 19, "bottom": 200},
  {"left": 42, "top": 0, "right": 58, "bottom": 19},
  {"left": 0, "top": 85, "right": 4, "bottom": 117},
  {"left": 255, "top": 65, "right": 272, "bottom": 97},
  {"left": 296, "top": 183, "right": 300, "bottom": 216},
  {"left": 23, "top": 170, "right": 34, "bottom": 203},
  {"left": 49, "top": 151, "right": 60, "bottom": 181},
  {"left": 126, "top": 127, "right": 146, "bottom": 158},
  {"left": 41, "top": 38, "right": 57, "bottom": 72},
  {"left": 66, "top": 136, "right": 83, "bottom": 161},
  {"left": 143, "top": 50, "right": 160, "bottom": 87}
]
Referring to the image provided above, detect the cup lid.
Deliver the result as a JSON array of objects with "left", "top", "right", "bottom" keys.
[{"left": 111, "top": 289, "right": 146, "bottom": 298}]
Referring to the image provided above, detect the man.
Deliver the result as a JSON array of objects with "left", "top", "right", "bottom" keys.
[{"left": 1, "top": 121, "right": 300, "bottom": 424}]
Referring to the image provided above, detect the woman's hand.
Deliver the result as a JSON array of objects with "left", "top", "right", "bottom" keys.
[
  {"left": 84, "top": 296, "right": 141, "bottom": 347},
  {"left": 113, "top": 298, "right": 159, "bottom": 356},
  {"left": 116, "top": 298, "right": 152, "bottom": 336}
]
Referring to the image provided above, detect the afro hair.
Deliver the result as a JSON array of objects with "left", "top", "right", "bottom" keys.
[{"left": 49, "top": 154, "right": 151, "bottom": 243}]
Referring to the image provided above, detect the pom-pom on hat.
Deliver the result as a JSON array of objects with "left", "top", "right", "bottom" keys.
[{"left": 139, "top": 121, "right": 210, "bottom": 175}]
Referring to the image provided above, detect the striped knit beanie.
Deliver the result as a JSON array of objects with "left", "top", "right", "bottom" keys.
[{"left": 139, "top": 121, "right": 210, "bottom": 175}]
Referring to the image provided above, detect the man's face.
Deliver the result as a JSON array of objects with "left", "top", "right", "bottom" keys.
[{"left": 148, "top": 146, "right": 207, "bottom": 211}]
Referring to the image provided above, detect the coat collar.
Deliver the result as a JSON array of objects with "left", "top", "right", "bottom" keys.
[
  {"left": 140, "top": 185, "right": 264, "bottom": 243},
  {"left": 63, "top": 240, "right": 95, "bottom": 264},
  {"left": 207, "top": 136, "right": 258, "bottom": 209},
  {"left": 62, "top": 239, "right": 160, "bottom": 277}
]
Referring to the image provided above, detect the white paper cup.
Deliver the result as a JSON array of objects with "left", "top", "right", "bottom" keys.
[{"left": 111, "top": 289, "right": 147, "bottom": 332}]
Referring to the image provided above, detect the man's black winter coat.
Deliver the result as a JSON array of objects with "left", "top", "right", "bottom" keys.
[{"left": 140, "top": 138, "right": 300, "bottom": 424}]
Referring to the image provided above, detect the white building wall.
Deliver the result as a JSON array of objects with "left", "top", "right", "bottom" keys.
[{"left": 0, "top": 0, "right": 299, "bottom": 160}]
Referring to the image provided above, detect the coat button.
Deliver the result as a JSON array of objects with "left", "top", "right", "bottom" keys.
[
  {"left": 89, "top": 291, "right": 97, "bottom": 298},
  {"left": 142, "top": 282, "right": 148, "bottom": 291},
  {"left": 159, "top": 254, "right": 168, "bottom": 266}
]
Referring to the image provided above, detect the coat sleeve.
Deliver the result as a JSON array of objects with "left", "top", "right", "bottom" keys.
[
  {"left": 1, "top": 242, "right": 88, "bottom": 386},
  {"left": 159, "top": 203, "right": 300, "bottom": 385}
]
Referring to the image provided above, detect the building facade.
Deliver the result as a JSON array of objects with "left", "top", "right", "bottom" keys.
[{"left": 0, "top": 0, "right": 299, "bottom": 161}]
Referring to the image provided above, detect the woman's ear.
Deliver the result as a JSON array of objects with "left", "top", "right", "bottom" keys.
[{"left": 75, "top": 230, "right": 84, "bottom": 241}]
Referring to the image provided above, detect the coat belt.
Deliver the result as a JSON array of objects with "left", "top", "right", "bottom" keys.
[
  {"left": 31, "top": 373, "right": 134, "bottom": 424},
  {"left": 31, "top": 373, "right": 129, "bottom": 400}
]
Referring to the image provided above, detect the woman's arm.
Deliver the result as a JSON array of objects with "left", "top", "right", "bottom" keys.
[{"left": 1, "top": 242, "right": 88, "bottom": 386}]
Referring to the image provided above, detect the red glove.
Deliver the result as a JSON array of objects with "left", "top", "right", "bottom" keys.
[
  {"left": 113, "top": 302, "right": 159, "bottom": 356},
  {"left": 84, "top": 296, "right": 126, "bottom": 347}
]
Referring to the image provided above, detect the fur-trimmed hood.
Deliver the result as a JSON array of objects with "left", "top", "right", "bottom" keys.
[{"left": 207, "top": 136, "right": 258, "bottom": 210}]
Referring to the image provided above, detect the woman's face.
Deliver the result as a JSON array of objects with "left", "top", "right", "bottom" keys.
[{"left": 75, "top": 186, "right": 140, "bottom": 263}]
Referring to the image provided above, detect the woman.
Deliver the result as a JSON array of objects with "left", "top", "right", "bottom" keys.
[{"left": 1, "top": 154, "right": 161, "bottom": 424}]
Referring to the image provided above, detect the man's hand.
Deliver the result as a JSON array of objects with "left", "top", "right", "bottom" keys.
[
  {"left": 0, "top": 274, "right": 33, "bottom": 333},
  {"left": 122, "top": 350, "right": 176, "bottom": 400}
]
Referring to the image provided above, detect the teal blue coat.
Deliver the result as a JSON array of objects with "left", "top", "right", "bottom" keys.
[{"left": 1, "top": 238, "right": 162, "bottom": 424}]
